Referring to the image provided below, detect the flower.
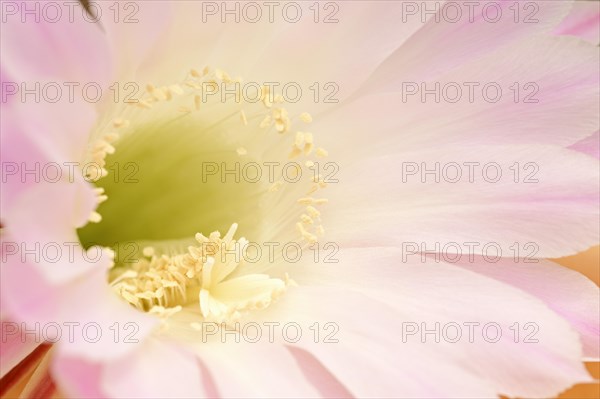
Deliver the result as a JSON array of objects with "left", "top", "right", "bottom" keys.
[{"left": 1, "top": 1, "right": 599, "bottom": 398}]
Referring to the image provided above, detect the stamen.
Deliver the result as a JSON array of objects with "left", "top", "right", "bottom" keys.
[{"left": 110, "top": 224, "right": 292, "bottom": 324}]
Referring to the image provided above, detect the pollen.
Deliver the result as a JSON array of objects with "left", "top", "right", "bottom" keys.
[
  {"left": 142, "top": 246, "right": 155, "bottom": 257},
  {"left": 316, "top": 147, "right": 329, "bottom": 157},
  {"left": 112, "top": 118, "right": 129, "bottom": 128},
  {"left": 300, "top": 112, "right": 313, "bottom": 123},
  {"left": 88, "top": 211, "right": 102, "bottom": 223}
]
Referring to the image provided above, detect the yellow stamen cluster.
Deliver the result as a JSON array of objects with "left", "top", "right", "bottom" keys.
[
  {"left": 84, "top": 121, "right": 130, "bottom": 223},
  {"left": 84, "top": 120, "right": 129, "bottom": 183},
  {"left": 111, "top": 225, "right": 241, "bottom": 312},
  {"left": 110, "top": 224, "right": 292, "bottom": 324},
  {"left": 88, "top": 187, "right": 107, "bottom": 223}
]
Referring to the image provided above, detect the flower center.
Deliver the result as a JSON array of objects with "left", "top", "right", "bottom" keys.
[
  {"left": 109, "top": 222, "right": 294, "bottom": 323},
  {"left": 77, "top": 116, "right": 266, "bottom": 251},
  {"left": 76, "top": 67, "right": 329, "bottom": 323}
]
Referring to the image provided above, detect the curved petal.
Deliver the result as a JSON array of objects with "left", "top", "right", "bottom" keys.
[
  {"left": 1, "top": 254, "right": 157, "bottom": 362},
  {"left": 358, "top": 0, "right": 572, "bottom": 94},
  {"left": 553, "top": 0, "right": 600, "bottom": 44},
  {"left": 0, "top": 7, "right": 111, "bottom": 84},
  {"left": 315, "top": 36, "right": 599, "bottom": 153},
  {"left": 54, "top": 347, "right": 217, "bottom": 399},
  {"left": 287, "top": 346, "right": 354, "bottom": 399},
  {"left": 97, "top": 2, "right": 174, "bottom": 79},
  {"left": 1, "top": 12, "right": 109, "bottom": 163},
  {"left": 101, "top": 338, "right": 206, "bottom": 398},
  {"left": 2, "top": 180, "right": 98, "bottom": 284},
  {"left": 454, "top": 257, "right": 599, "bottom": 360},
  {"left": 52, "top": 355, "right": 107, "bottom": 399},
  {"left": 0, "top": 112, "right": 49, "bottom": 217},
  {"left": 570, "top": 131, "right": 600, "bottom": 159},
  {"left": 264, "top": 247, "right": 593, "bottom": 398},
  {"left": 1, "top": 68, "right": 101, "bottom": 201},
  {"left": 122, "top": 1, "right": 431, "bottom": 113},
  {"left": 188, "top": 342, "right": 322, "bottom": 398},
  {"left": 246, "top": 1, "right": 433, "bottom": 111},
  {"left": 9, "top": 97, "right": 98, "bottom": 166},
  {"left": 324, "top": 144, "right": 599, "bottom": 258}
]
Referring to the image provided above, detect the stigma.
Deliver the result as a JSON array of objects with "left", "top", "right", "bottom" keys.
[{"left": 111, "top": 224, "right": 293, "bottom": 323}]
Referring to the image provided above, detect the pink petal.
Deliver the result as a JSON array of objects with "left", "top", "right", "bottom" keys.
[
  {"left": 52, "top": 355, "right": 107, "bottom": 399},
  {"left": 2, "top": 180, "right": 99, "bottom": 284},
  {"left": 1, "top": 8, "right": 111, "bottom": 83},
  {"left": 455, "top": 257, "right": 600, "bottom": 360},
  {"left": 0, "top": 112, "right": 49, "bottom": 216},
  {"left": 287, "top": 346, "right": 354, "bottom": 399},
  {"left": 56, "top": 346, "right": 214, "bottom": 399},
  {"left": 191, "top": 342, "right": 322, "bottom": 398},
  {"left": 316, "top": 35, "right": 598, "bottom": 152},
  {"left": 570, "top": 131, "right": 600, "bottom": 159},
  {"left": 101, "top": 338, "right": 206, "bottom": 398},
  {"left": 269, "top": 247, "right": 593, "bottom": 398},
  {"left": 9, "top": 97, "right": 98, "bottom": 166},
  {"left": 53, "top": 275, "right": 158, "bottom": 362},
  {"left": 324, "top": 144, "right": 599, "bottom": 258},
  {"left": 554, "top": 0, "right": 600, "bottom": 44},
  {"left": 1, "top": 242, "right": 157, "bottom": 361},
  {"left": 0, "top": 247, "right": 63, "bottom": 327},
  {"left": 404, "top": 35, "right": 599, "bottom": 148},
  {"left": 359, "top": 0, "right": 572, "bottom": 93}
]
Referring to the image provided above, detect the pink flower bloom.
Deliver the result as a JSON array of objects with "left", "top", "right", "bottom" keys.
[{"left": 1, "top": 1, "right": 598, "bottom": 398}]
